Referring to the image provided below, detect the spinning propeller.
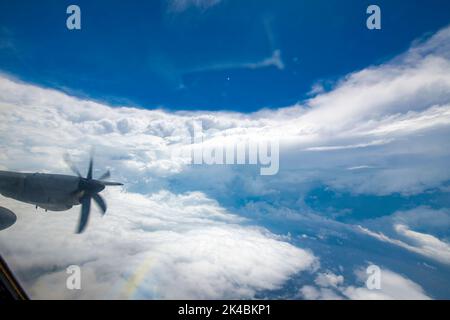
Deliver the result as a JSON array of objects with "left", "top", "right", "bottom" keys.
[{"left": 65, "top": 154, "right": 122, "bottom": 233}]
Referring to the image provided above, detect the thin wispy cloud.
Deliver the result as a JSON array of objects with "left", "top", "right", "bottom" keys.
[{"left": 168, "top": 0, "right": 222, "bottom": 12}]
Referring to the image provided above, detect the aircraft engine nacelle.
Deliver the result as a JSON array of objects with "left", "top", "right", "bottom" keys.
[{"left": 0, "top": 171, "right": 81, "bottom": 211}]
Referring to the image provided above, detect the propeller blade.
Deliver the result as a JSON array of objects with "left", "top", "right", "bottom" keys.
[
  {"left": 87, "top": 156, "right": 93, "bottom": 180},
  {"left": 98, "top": 170, "right": 110, "bottom": 181},
  {"left": 92, "top": 193, "right": 107, "bottom": 215},
  {"left": 99, "top": 181, "right": 123, "bottom": 186},
  {"left": 63, "top": 154, "right": 82, "bottom": 177},
  {"left": 77, "top": 196, "right": 91, "bottom": 234}
]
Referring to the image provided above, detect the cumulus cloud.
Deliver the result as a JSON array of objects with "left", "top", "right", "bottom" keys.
[
  {"left": 2, "top": 27, "right": 450, "bottom": 196},
  {"left": 342, "top": 268, "right": 431, "bottom": 300},
  {"left": 299, "top": 271, "right": 346, "bottom": 300},
  {"left": 314, "top": 272, "right": 344, "bottom": 288},
  {"left": 300, "top": 268, "right": 430, "bottom": 300},
  {"left": 0, "top": 189, "right": 316, "bottom": 299}
]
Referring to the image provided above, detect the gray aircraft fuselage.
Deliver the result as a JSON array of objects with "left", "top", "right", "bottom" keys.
[{"left": 0, "top": 170, "right": 83, "bottom": 211}]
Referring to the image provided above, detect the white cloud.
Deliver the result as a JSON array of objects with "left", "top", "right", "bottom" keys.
[
  {"left": 391, "top": 207, "right": 450, "bottom": 233},
  {"left": 358, "top": 224, "right": 450, "bottom": 265},
  {"left": 300, "top": 268, "right": 430, "bottom": 300},
  {"left": 299, "top": 285, "right": 343, "bottom": 300},
  {"left": 299, "top": 285, "right": 320, "bottom": 299},
  {"left": 304, "top": 139, "right": 392, "bottom": 152},
  {"left": 356, "top": 207, "right": 450, "bottom": 266},
  {"left": 314, "top": 272, "right": 344, "bottom": 288},
  {"left": 240, "top": 49, "right": 285, "bottom": 70},
  {"left": 186, "top": 49, "right": 285, "bottom": 74},
  {"left": 342, "top": 268, "right": 430, "bottom": 300},
  {"left": 0, "top": 189, "right": 316, "bottom": 299}
]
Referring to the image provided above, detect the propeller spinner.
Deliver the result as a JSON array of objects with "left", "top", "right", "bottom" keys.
[{"left": 66, "top": 155, "right": 123, "bottom": 233}]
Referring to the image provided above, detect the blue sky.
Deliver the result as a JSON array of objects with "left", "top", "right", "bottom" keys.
[
  {"left": 1, "top": 1, "right": 450, "bottom": 300},
  {"left": 1, "top": 0, "right": 450, "bottom": 111}
]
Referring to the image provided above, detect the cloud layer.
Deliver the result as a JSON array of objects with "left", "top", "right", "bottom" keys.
[
  {"left": 300, "top": 268, "right": 430, "bottom": 300},
  {"left": 1, "top": 25, "right": 450, "bottom": 299},
  {"left": 0, "top": 189, "right": 316, "bottom": 299}
]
